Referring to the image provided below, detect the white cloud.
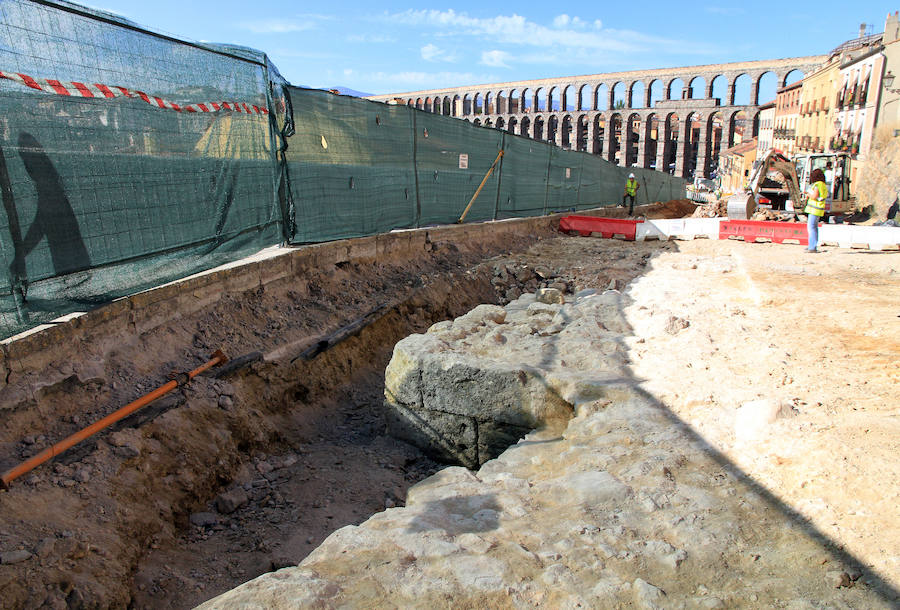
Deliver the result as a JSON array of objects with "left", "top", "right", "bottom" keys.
[
  {"left": 240, "top": 20, "right": 314, "bottom": 34},
  {"left": 361, "top": 70, "right": 496, "bottom": 94},
  {"left": 294, "top": 13, "right": 334, "bottom": 21},
  {"left": 553, "top": 14, "right": 587, "bottom": 29},
  {"left": 421, "top": 44, "right": 441, "bottom": 61},
  {"left": 240, "top": 14, "right": 333, "bottom": 34},
  {"left": 270, "top": 48, "right": 339, "bottom": 61},
  {"left": 389, "top": 10, "right": 620, "bottom": 49},
  {"left": 421, "top": 43, "right": 458, "bottom": 63},
  {"left": 481, "top": 50, "right": 511, "bottom": 68},
  {"left": 347, "top": 33, "right": 396, "bottom": 43},
  {"left": 387, "top": 9, "right": 719, "bottom": 58}
]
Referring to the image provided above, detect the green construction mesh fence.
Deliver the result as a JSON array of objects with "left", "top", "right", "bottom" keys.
[
  {"left": 0, "top": 0, "right": 287, "bottom": 337},
  {"left": 283, "top": 99, "right": 686, "bottom": 241},
  {"left": 495, "top": 134, "right": 553, "bottom": 219},
  {"left": 285, "top": 88, "right": 416, "bottom": 243},
  {"left": 414, "top": 112, "right": 504, "bottom": 226},
  {"left": 0, "top": 0, "right": 686, "bottom": 340},
  {"left": 631, "top": 165, "right": 687, "bottom": 205}
]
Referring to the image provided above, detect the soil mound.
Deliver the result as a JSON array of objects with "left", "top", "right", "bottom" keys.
[{"left": 641, "top": 198, "right": 698, "bottom": 219}]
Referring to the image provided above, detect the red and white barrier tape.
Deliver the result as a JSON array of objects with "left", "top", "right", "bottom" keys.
[{"left": 0, "top": 70, "right": 268, "bottom": 115}]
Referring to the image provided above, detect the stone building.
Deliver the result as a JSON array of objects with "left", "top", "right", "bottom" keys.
[
  {"left": 868, "top": 12, "right": 900, "bottom": 137},
  {"left": 854, "top": 11, "right": 900, "bottom": 215},
  {"left": 834, "top": 45, "right": 882, "bottom": 188},
  {"left": 795, "top": 14, "right": 897, "bottom": 191},
  {"left": 876, "top": 11, "right": 900, "bottom": 133},
  {"left": 756, "top": 101, "right": 776, "bottom": 156},
  {"left": 797, "top": 60, "right": 839, "bottom": 155},
  {"left": 774, "top": 82, "right": 801, "bottom": 156},
  {"left": 718, "top": 138, "right": 757, "bottom": 194}
]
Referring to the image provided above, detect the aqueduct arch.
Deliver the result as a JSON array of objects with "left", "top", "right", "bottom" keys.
[{"left": 369, "top": 55, "right": 826, "bottom": 178}]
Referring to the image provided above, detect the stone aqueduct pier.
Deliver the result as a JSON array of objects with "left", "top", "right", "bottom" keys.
[{"left": 368, "top": 56, "right": 826, "bottom": 179}]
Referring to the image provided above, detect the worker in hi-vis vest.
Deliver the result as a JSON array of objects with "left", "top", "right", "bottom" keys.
[
  {"left": 804, "top": 168, "right": 828, "bottom": 253},
  {"left": 622, "top": 173, "right": 640, "bottom": 215}
]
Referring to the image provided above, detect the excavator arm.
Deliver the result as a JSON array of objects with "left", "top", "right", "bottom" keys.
[
  {"left": 764, "top": 158, "right": 802, "bottom": 211},
  {"left": 728, "top": 149, "right": 801, "bottom": 219}
]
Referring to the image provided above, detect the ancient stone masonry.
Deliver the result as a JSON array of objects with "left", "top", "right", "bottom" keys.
[
  {"left": 201, "top": 285, "right": 890, "bottom": 608},
  {"left": 369, "top": 57, "right": 826, "bottom": 179},
  {"left": 383, "top": 301, "right": 577, "bottom": 468}
]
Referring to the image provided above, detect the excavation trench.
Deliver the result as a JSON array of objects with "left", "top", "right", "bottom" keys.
[
  {"left": 127, "top": 271, "right": 506, "bottom": 608},
  {"left": 4, "top": 222, "right": 894, "bottom": 609},
  {"left": 1, "top": 222, "right": 662, "bottom": 609}
]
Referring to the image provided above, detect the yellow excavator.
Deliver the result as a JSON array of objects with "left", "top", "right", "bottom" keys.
[{"left": 727, "top": 149, "right": 854, "bottom": 219}]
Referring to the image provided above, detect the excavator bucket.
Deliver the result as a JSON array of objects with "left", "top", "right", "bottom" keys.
[{"left": 726, "top": 193, "right": 756, "bottom": 219}]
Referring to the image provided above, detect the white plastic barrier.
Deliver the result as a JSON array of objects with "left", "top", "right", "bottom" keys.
[
  {"left": 634, "top": 218, "right": 899, "bottom": 251},
  {"left": 819, "top": 224, "right": 900, "bottom": 251},
  {"left": 636, "top": 218, "right": 722, "bottom": 241}
]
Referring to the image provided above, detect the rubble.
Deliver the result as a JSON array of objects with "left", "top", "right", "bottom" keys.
[
  {"left": 691, "top": 198, "right": 728, "bottom": 217},
  {"left": 0, "top": 550, "right": 32, "bottom": 565}
]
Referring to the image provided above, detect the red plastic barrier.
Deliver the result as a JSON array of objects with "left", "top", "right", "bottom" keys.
[
  {"left": 719, "top": 219, "right": 809, "bottom": 245},
  {"left": 559, "top": 216, "right": 642, "bottom": 241}
]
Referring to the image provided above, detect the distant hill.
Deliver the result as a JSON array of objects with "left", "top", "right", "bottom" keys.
[
  {"left": 290, "top": 85, "right": 373, "bottom": 97},
  {"left": 329, "top": 86, "right": 373, "bottom": 98}
]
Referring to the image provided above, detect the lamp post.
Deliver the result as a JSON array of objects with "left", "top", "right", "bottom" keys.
[{"left": 883, "top": 70, "right": 900, "bottom": 136}]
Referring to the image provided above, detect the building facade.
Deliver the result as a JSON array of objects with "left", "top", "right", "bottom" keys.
[
  {"left": 874, "top": 11, "right": 900, "bottom": 135},
  {"left": 756, "top": 101, "right": 776, "bottom": 155},
  {"left": 718, "top": 138, "right": 758, "bottom": 193},
  {"left": 796, "top": 59, "right": 839, "bottom": 154},
  {"left": 833, "top": 47, "right": 884, "bottom": 188},
  {"left": 774, "top": 81, "right": 801, "bottom": 155}
]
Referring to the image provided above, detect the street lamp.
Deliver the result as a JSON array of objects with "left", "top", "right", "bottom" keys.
[
  {"left": 832, "top": 118, "right": 842, "bottom": 150},
  {"left": 884, "top": 71, "right": 900, "bottom": 136}
]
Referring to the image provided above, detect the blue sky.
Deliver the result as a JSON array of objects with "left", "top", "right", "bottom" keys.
[{"left": 85, "top": 0, "right": 897, "bottom": 97}]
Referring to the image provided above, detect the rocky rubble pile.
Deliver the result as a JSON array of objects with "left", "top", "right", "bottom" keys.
[
  {"left": 856, "top": 128, "right": 900, "bottom": 218},
  {"left": 131, "top": 434, "right": 443, "bottom": 605},
  {"left": 489, "top": 262, "right": 570, "bottom": 303},
  {"left": 751, "top": 209, "right": 795, "bottom": 221},
  {"left": 202, "top": 287, "right": 882, "bottom": 609},
  {"left": 691, "top": 199, "right": 727, "bottom": 218},
  {"left": 187, "top": 454, "right": 302, "bottom": 538}
]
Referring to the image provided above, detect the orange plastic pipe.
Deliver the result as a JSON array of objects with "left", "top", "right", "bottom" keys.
[{"left": 1, "top": 350, "right": 227, "bottom": 490}]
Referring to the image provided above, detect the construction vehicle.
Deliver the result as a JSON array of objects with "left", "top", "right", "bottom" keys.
[{"left": 726, "top": 149, "right": 853, "bottom": 219}]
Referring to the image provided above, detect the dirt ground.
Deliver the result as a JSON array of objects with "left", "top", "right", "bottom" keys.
[
  {"left": 622, "top": 238, "right": 900, "bottom": 594},
  {"left": 0, "top": 207, "right": 898, "bottom": 608}
]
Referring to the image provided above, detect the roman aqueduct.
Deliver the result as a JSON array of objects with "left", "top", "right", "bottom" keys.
[{"left": 368, "top": 56, "right": 827, "bottom": 179}]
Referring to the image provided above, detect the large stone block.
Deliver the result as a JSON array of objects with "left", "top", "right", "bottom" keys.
[
  {"left": 384, "top": 402, "right": 478, "bottom": 468},
  {"left": 476, "top": 419, "right": 533, "bottom": 465},
  {"left": 384, "top": 297, "right": 573, "bottom": 468}
]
